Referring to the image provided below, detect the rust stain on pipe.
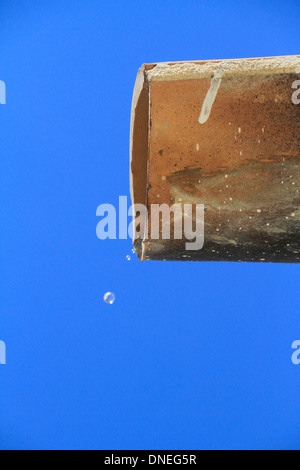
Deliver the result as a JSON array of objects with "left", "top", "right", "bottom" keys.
[{"left": 130, "top": 56, "right": 300, "bottom": 262}]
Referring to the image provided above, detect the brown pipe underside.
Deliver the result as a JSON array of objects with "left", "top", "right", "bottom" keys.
[{"left": 130, "top": 56, "right": 300, "bottom": 262}]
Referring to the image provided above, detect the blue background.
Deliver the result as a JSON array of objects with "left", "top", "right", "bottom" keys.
[{"left": 1, "top": 0, "right": 300, "bottom": 450}]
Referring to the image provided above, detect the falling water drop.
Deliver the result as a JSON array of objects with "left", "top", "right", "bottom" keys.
[
  {"left": 126, "top": 255, "right": 131, "bottom": 261},
  {"left": 104, "top": 292, "right": 116, "bottom": 305}
]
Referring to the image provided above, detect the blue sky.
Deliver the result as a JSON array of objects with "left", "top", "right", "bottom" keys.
[{"left": 0, "top": 0, "right": 300, "bottom": 450}]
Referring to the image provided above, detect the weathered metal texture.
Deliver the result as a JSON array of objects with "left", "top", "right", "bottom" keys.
[{"left": 130, "top": 56, "right": 300, "bottom": 262}]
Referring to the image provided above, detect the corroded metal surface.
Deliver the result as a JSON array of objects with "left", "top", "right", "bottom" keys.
[{"left": 130, "top": 56, "right": 300, "bottom": 262}]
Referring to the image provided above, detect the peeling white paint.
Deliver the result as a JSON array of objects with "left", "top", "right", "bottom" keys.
[
  {"left": 146, "top": 56, "right": 300, "bottom": 82},
  {"left": 198, "top": 72, "right": 223, "bottom": 124}
]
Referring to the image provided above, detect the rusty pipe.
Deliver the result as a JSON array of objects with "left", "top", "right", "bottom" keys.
[{"left": 130, "top": 56, "right": 300, "bottom": 262}]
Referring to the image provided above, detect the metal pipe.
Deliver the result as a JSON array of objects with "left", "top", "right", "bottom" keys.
[{"left": 130, "top": 56, "right": 300, "bottom": 262}]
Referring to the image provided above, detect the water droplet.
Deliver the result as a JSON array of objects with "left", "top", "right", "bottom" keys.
[
  {"left": 132, "top": 248, "right": 135, "bottom": 253},
  {"left": 104, "top": 292, "right": 115, "bottom": 305},
  {"left": 126, "top": 255, "right": 131, "bottom": 261}
]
